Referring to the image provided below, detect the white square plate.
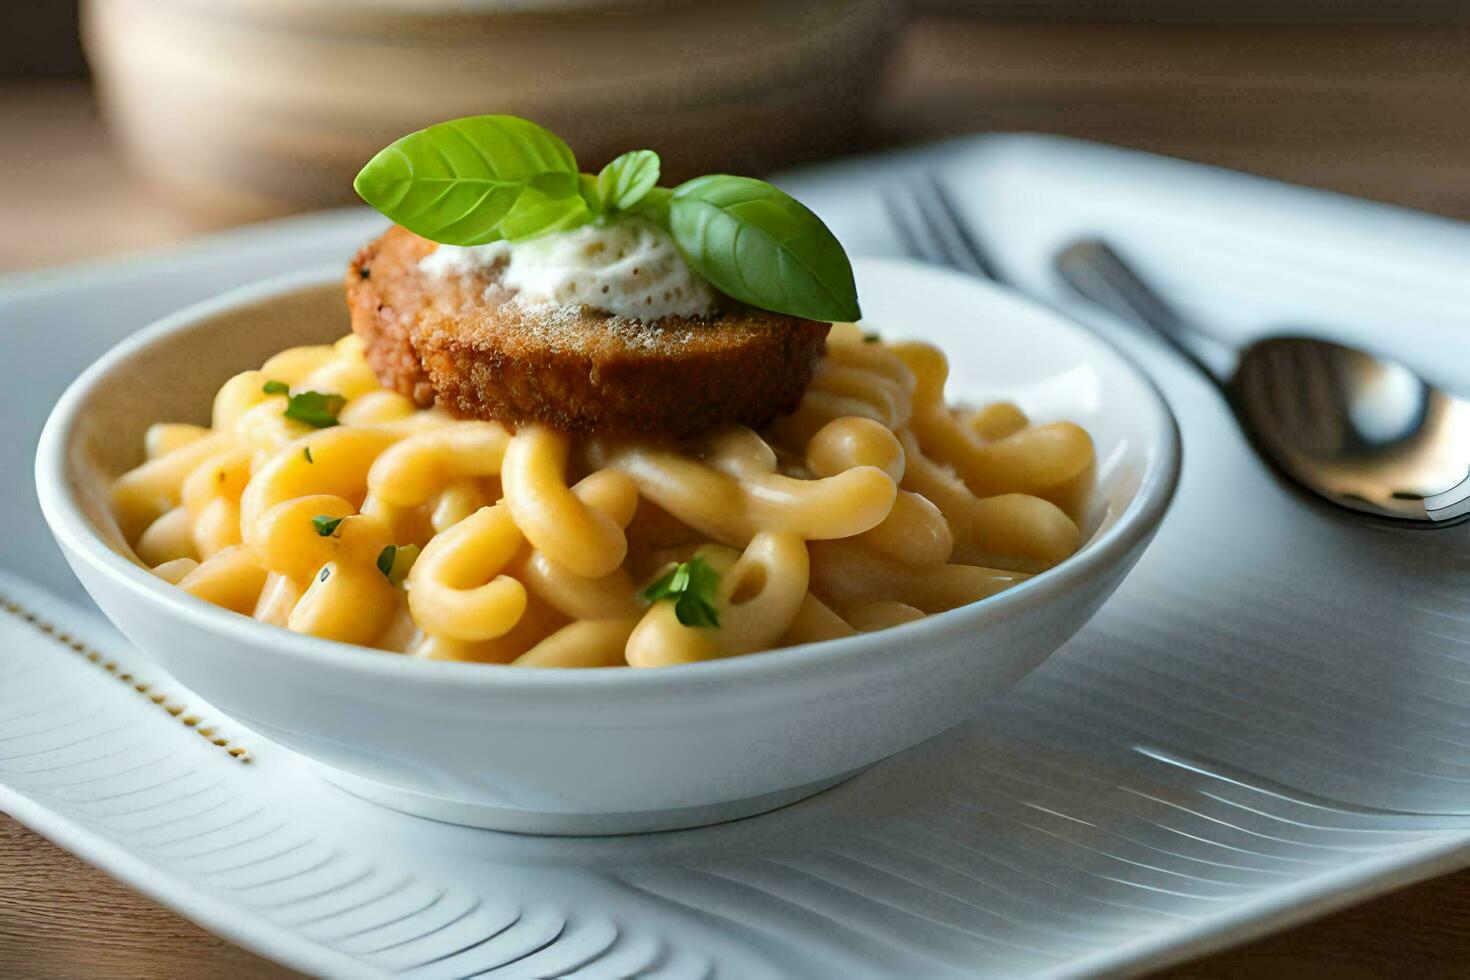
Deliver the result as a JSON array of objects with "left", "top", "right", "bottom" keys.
[{"left": 3, "top": 135, "right": 1469, "bottom": 977}]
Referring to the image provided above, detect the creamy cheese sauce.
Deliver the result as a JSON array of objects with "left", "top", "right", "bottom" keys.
[{"left": 418, "top": 218, "right": 719, "bottom": 320}]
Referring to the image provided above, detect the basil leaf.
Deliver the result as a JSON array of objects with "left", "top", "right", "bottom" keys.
[
  {"left": 578, "top": 173, "right": 604, "bottom": 213},
  {"left": 668, "top": 175, "right": 860, "bottom": 322},
  {"left": 597, "top": 150, "right": 660, "bottom": 213},
  {"left": 630, "top": 186, "right": 671, "bottom": 226},
  {"left": 283, "top": 390, "right": 345, "bottom": 428},
  {"left": 496, "top": 175, "right": 593, "bottom": 241},
  {"left": 353, "top": 115, "right": 581, "bottom": 246},
  {"left": 262, "top": 380, "right": 289, "bottom": 395},
  {"left": 311, "top": 515, "right": 344, "bottom": 537}
]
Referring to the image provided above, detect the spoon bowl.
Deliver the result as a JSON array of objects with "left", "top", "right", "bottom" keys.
[
  {"left": 1057, "top": 239, "right": 1470, "bottom": 527},
  {"left": 1233, "top": 336, "right": 1470, "bottom": 523}
]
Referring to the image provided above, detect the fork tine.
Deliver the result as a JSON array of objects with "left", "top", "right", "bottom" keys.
[
  {"left": 880, "top": 186, "right": 940, "bottom": 264},
  {"left": 924, "top": 175, "right": 1001, "bottom": 281},
  {"left": 898, "top": 181, "right": 972, "bottom": 271},
  {"left": 884, "top": 177, "right": 997, "bottom": 280},
  {"left": 906, "top": 184, "right": 972, "bottom": 272}
]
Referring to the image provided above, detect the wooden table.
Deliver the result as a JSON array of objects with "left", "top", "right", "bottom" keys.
[{"left": 6, "top": 16, "right": 1470, "bottom": 977}]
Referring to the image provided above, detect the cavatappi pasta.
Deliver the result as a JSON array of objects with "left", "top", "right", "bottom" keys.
[{"left": 110, "top": 325, "right": 1095, "bottom": 667}]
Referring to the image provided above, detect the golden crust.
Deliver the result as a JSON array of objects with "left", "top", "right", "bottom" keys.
[{"left": 345, "top": 226, "right": 830, "bottom": 437}]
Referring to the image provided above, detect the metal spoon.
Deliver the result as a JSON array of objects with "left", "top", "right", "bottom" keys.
[{"left": 1055, "top": 238, "right": 1470, "bottom": 527}]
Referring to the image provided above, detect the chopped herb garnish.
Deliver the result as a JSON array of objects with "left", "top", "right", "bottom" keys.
[
  {"left": 318, "top": 566, "right": 331, "bottom": 582},
  {"left": 312, "top": 515, "right": 344, "bottom": 537},
  {"left": 376, "top": 543, "right": 419, "bottom": 585},
  {"left": 303, "top": 446, "right": 314, "bottom": 463},
  {"left": 284, "top": 390, "right": 346, "bottom": 429},
  {"left": 394, "top": 544, "right": 419, "bottom": 583},
  {"left": 863, "top": 332, "right": 881, "bottom": 344},
  {"left": 641, "top": 555, "right": 721, "bottom": 628},
  {"left": 262, "top": 380, "right": 290, "bottom": 395}
]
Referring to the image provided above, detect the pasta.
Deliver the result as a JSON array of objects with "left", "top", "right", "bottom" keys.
[{"left": 111, "top": 327, "right": 1095, "bottom": 667}]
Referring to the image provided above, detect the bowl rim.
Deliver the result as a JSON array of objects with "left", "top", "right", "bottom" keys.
[{"left": 35, "top": 258, "right": 1180, "bottom": 694}]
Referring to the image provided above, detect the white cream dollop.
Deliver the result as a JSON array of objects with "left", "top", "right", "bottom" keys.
[{"left": 418, "top": 218, "right": 718, "bottom": 320}]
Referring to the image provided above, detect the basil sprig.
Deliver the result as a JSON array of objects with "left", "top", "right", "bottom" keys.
[{"left": 354, "top": 115, "right": 860, "bottom": 323}]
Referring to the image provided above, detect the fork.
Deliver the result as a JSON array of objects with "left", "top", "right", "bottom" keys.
[{"left": 880, "top": 174, "right": 1002, "bottom": 281}]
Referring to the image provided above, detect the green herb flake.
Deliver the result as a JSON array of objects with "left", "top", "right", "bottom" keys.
[
  {"left": 392, "top": 544, "right": 419, "bottom": 584},
  {"left": 863, "top": 332, "right": 881, "bottom": 344},
  {"left": 283, "top": 390, "right": 346, "bottom": 429},
  {"left": 262, "top": 380, "right": 290, "bottom": 396},
  {"left": 318, "top": 566, "right": 331, "bottom": 583},
  {"left": 312, "top": 514, "right": 344, "bottom": 537},
  {"left": 303, "top": 446, "right": 314, "bottom": 463},
  {"left": 376, "top": 543, "right": 419, "bottom": 585},
  {"left": 641, "top": 555, "right": 721, "bottom": 628}
]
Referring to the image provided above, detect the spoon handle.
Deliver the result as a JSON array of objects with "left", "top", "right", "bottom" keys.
[{"left": 1055, "top": 239, "right": 1234, "bottom": 384}]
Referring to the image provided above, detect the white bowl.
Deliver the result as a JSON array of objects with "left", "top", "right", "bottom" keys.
[{"left": 35, "top": 259, "right": 1179, "bottom": 835}]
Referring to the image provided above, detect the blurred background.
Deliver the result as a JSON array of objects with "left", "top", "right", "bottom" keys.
[
  {"left": 5, "top": 4, "right": 1470, "bottom": 978},
  {"left": 4, "top": 1, "right": 1470, "bottom": 272}
]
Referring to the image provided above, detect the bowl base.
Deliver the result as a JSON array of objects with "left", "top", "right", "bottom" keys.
[{"left": 313, "top": 766, "right": 868, "bottom": 836}]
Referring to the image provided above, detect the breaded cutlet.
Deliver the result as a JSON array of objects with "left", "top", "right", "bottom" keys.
[{"left": 346, "top": 226, "right": 830, "bottom": 437}]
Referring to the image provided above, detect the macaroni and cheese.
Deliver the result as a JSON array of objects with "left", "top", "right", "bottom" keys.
[{"left": 111, "top": 324, "right": 1095, "bottom": 667}]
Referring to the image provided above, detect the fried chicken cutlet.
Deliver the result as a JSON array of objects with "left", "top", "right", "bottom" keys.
[{"left": 346, "top": 226, "right": 829, "bottom": 438}]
